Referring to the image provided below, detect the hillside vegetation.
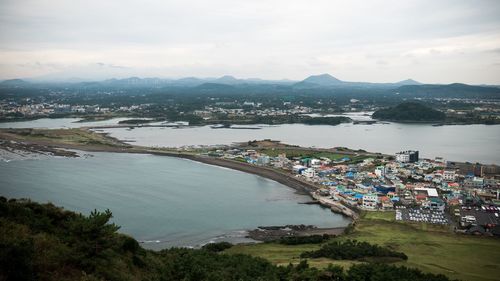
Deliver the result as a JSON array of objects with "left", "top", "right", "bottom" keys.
[
  {"left": 372, "top": 102, "right": 446, "bottom": 122},
  {"left": 0, "top": 198, "right": 455, "bottom": 281},
  {"left": 229, "top": 211, "right": 500, "bottom": 281},
  {"left": 396, "top": 83, "right": 500, "bottom": 99},
  {"left": 0, "top": 128, "right": 127, "bottom": 148}
]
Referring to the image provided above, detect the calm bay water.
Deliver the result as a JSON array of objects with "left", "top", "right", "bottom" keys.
[
  {"left": 0, "top": 152, "right": 349, "bottom": 249},
  {"left": 104, "top": 123, "right": 500, "bottom": 164},
  {"left": 0, "top": 117, "right": 137, "bottom": 129},
  {"left": 1, "top": 117, "right": 498, "bottom": 248},
  {"left": 1, "top": 117, "right": 499, "bottom": 164}
]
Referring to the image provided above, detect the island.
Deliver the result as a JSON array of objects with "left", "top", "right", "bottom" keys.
[{"left": 372, "top": 102, "right": 446, "bottom": 122}]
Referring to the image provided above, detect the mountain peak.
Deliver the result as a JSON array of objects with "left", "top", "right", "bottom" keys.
[
  {"left": 216, "top": 75, "right": 238, "bottom": 81},
  {"left": 302, "top": 73, "right": 342, "bottom": 86},
  {"left": 218, "top": 75, "right": 236, "bottom": 79},
  {"left": 396, "top": 79, "right": 421, "bottom": 85},
  {"left": 214, "top": 75, "right": 241, "bottom": 84},
  {"left": 0, "top": 78, "right": 29, "bottom": 87}
]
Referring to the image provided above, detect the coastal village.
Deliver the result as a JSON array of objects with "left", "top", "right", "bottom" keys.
[
  {"left": 1, "top": 122, "right": 499, "bottom": 238},
  {"left": 1, "top": 126, "right": 500, "bottom": 280},
  {"left": 190, "top": 141, "right": 500, "bottom": 236}
]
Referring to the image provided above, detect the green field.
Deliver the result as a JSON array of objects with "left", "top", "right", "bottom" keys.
[
  {"left": 257, "top": 148, "right": 371, "bottom": 163},
  {"left": 0, "top": 128, "right": 126, "bottom": 147},
  {"left": 227, "top": 212, "right": 500, "bottom": 281}
]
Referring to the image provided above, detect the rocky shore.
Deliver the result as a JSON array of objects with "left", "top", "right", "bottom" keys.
[{"left": 0, "top": 139, "right": 79, "bottom": 161}]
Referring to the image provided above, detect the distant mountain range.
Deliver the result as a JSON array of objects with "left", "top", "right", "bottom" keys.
[
  {"left": 293, "top": 74, "right": 422, "bottom": 89},
  {"left": 1, "top": 74, "right": 499, "bottom": 99},
  {"left": 1, "top": 73, "right": 422, "bottom": 87}
]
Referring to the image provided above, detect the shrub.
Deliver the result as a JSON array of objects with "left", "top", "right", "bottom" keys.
[
  {"left": 201, "top": 241, "right": 233, "bottom": 252},
  {"left": 279, "top": 234, "right": 332, "bottom": 245},
  {"left": 300, "top": 239, "right": 408, "bottom": 261}
]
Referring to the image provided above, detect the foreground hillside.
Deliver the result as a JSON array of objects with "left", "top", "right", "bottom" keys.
[
  {"left": 229, "top": 211, "right": 500, "bottom": 281},
  {"left": 0, "top": 198, "right": 455, "bottom": 281}
]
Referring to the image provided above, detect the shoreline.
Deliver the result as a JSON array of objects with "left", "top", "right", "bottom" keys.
[
  {"left": 0, "top": 143, "right": 353, "bottom": 244},
  {"left": 143, "top": 150, "right": 359, "bottom": 220},
  {"left": 0, "top": 130, "right": 360, "bottom": 223},
  {"left": 2, "top": 114, "right": 500, "bottom": 126}
]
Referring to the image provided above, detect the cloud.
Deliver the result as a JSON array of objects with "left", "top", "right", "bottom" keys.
[
  {"left": 376, "top": 60, "right": 389, "bottom": 66},
  {"left": 488, "top": 48, "right": 500, "bottom": 54},
  {"left": 0, "top": 0, "right": 499, "bottom": 83},
  {"left": 95, "top": 62, "right": 128, "bottom": 69}
]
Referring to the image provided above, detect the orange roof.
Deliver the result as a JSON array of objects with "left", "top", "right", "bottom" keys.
[
  {"left": 416, "top": 194, "right": 427, "bottom": 200},
  {"left": 379, "top": 196, "right": 390, "bottom": 202}
]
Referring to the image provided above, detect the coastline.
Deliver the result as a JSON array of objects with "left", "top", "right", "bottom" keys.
[
  {"left": 0, "top": 128, "right": 360, "bottom": 221},
  {"left": 137, "top": 150, "right": 360, "bottom": 220},
  {"left": 3, "top": 134, "right": 499, "bottom": 281},
  {"left": 0, "top": 143, "right": 352, "bottom": 245}
]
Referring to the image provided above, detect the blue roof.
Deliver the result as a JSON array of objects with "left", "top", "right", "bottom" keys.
[{"left": 375, "top": 185, "right": 396, "bottom": 194}]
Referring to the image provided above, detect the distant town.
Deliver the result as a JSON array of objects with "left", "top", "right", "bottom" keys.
[{"left": 1, "top": 75, "right": 500, "bottom": 125}]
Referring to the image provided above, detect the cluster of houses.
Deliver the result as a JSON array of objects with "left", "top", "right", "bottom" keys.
[
  {"left": 0, "top": 99, "right": 148, "bottom": 118},
  {"left": 205, "top": 147, "right": 500, "bottom": 234},
  {"left": 192, "top": 104, "right": 313, "bottom": 120}
]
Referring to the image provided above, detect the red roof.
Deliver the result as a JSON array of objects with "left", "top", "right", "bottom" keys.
[
  {"left": 416, "top": 194, "right": 427, "bottom": 200},
  {"left": 379, "top": 196, "right": 390, "bottom": 202}
]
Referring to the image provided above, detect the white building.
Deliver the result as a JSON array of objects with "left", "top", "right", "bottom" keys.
[
  {"left": 256, "top": 156, "right": 270, "bottom": 165},
  {"left": 375, "top": 166, "right": 385, "bottom": 177},
  {"left": 310, "top": 158, "right": 322, "bottom": 167},
  {"left": 302, "top": 168, "right": 316, "bottom": 178},
  {"left": 414, "top": 187, "right": 439, "bottom": 198},
  {"left": 443, "top": 170, "right": 456, "bottom": 182},
  {"left": 362, "top": 194, "right": 378, "bottom": 209},
  {"left": 396, "top": 150, "right": 419, "bottom": 163},
  {"left": 293, "top": 165, "right": 306, "bottom": 173},
  {"left": 464, "top": 177, "right": 484, "bottom": 188}
]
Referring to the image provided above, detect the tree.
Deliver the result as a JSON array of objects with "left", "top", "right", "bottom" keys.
[{"left": 69, "top": 209, "right": 120, "bottom": 270}]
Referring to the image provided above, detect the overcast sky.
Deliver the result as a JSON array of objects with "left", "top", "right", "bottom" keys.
[{"left": 1, "top": 0, "right": 500, "bottom": 83}]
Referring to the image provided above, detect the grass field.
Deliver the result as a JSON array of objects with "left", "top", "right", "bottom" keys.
[
  {"left": 226, "top": 242, "right": 362, "bottom": 269},
  {"left": 257, "top": 148, "right": 371, "bottom": 163},
  {"left": 227, "top": 212, "right": 500, "bottom": 281},
  {"left": 0, "top": 128, "right": 126, "bottom": 147}
]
